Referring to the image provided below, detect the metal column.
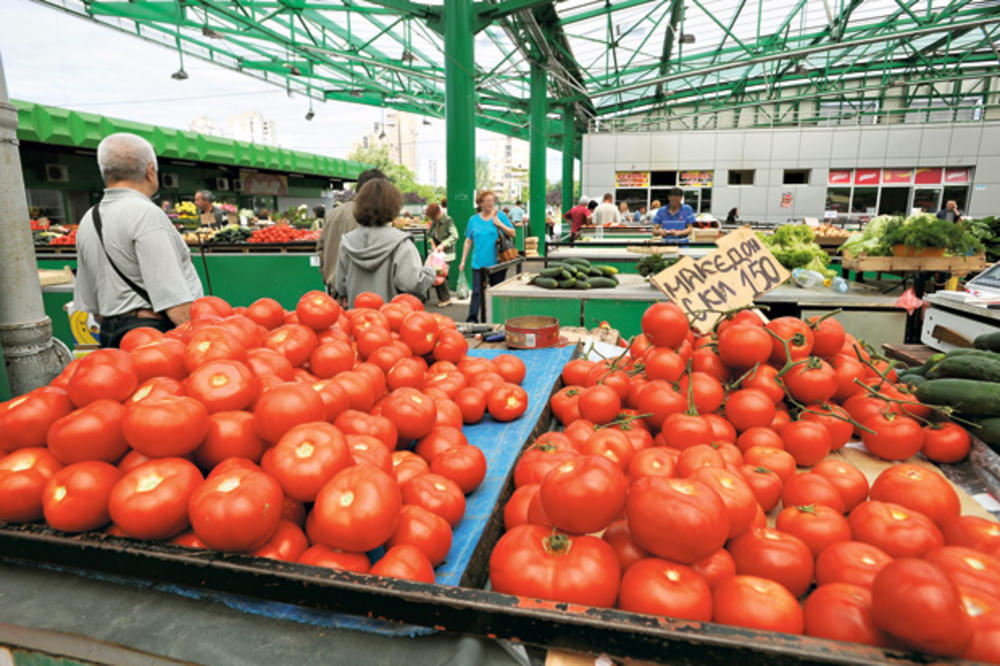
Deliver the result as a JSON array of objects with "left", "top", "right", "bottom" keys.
[
  {"left": 561, "top": 106, "right": 575, "bottom": 216},
  {"left": 0, "top": 51, "right": 66, "bottom": 396},
  {"left": 444, "top": 0, "right": 476, "bottom": 287},
  {"left": 528, "top": 61, "right": 547, "bottom": 254}
]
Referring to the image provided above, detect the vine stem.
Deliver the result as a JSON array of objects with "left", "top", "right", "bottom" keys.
[
  {"left": 726, "top": 362, "right": 761, "bottom": 391},
  {"left": 851, "top": 343, "right": 898, "bottom": 389},
  {"left": 852, "top": 378, "right": 982, "bottom": 430},
  {"left": 684, "top": 359, "right": 698, "bottom": 416},
  {"left": 596, "top": 412, "right": 653, "bottom": 430},
  {"left": 783, "top": 388, "right": 877, "bottom": 435}
]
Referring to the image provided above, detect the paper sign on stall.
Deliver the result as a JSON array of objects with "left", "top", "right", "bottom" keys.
[{"left": 650, "top": 228, "right": 790, "bottom": 333}]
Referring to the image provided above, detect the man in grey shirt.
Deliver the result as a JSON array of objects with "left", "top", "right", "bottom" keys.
[
  {"left": 75, "top": 132, "right": 204, "bottom": 347},
  {"left": 316, "top": 168, "right": 386, "bottom": 294},
  {"left": 592, "top": 193, "right": 621, "bottom": 225},
  {"left": 195, "top": 190, "right": 225, "bottom": 227}
]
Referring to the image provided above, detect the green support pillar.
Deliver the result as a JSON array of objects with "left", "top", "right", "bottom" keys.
[
  {"left": 444, "top": 0, "right": 476, "bottom": 288},
  {"left": 528, "top": 61, "right": 547, "bottom": 254},
  {"left": 561, "top": 106, "right": 576, "bottom": 217}
]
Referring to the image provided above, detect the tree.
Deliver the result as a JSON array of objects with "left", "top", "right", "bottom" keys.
[
  {"left": 345, "top": 143, "right": 418, "bottom": 193},
  {"left": 475, "top": 156, "right": 491, "bottom": 192}
]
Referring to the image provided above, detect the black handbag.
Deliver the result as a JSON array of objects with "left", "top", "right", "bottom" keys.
[{"left": 495, "top": 219, "right": 519, "bottom": 262}]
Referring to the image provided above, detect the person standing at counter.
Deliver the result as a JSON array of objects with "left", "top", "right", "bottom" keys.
[
  {"left": 317, "top": 168, "right": 386, "bottom": 295},
  {"left": 592, "top": 193, "right": 621, "bottom": 225},
  {"left": 426, "top": 203, "right": 458, "bottom": 307},
  {"left": 194, "top": 190, "right": 225, "bottom": 227},
  {"left": 335, "top": 179, "right": 434, "bottom": 306},
  {"left": 652, "top": 187, "right": 695, "bottom": 239},
  {"left": 458, "top": 190, "right": 516, "bottom": 323},
  {"left": 647, "top": 199, "right": 661, "bottom": 223},
  {"left": 564, "top": 196, "right": 591, "bottom": 242},
  {"left": 509, "top": 200, "right": 525, "bottom": 226},
  {"left": 75, "top": 133, "right": 203, "bottom": 347}
]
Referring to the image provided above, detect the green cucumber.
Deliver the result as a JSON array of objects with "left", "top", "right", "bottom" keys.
[
  {"left": 974, "top": 331, "right": 1000, "bottom": 352},
  {"left": 532, "top": 276, "right": 558, "bottom": 289},
  {"left": 562, "top": 257, "right": 591, "bottom": 268},
  {"left": 915, "top": 379, "right": 1000, "bottom": 415},
  {"left": 539, "top": 267, "right": 564, "bottom": 278},
  {"left": 573, "top": 280, "right": 592, "bottom": 290},
  {"left": 594, "top": 264, "right": 619, "bottom": 276},
  {"left": 897, "top": 373, "right": 927, "bottom": 388},
  {"left": 557, "top": 278, "right": 576, "bottom": 289},
  {"left": 926, "top": 355, "right": 1000, "bottom": 382},
  {"left": 587, "top": 266, "right": 604, "bottom": 277},
  {"left": 907, "top": 353, "right": 946, "bottom": 376},
  {"left": 970, "top": 417, "right": 1000, "bottom": 447},
  {"left": 588, "top": 277, "right": 618, "bottom": 289}
]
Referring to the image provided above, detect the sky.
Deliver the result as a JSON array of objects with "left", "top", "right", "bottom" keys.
[{"left": 0, "top": 0, "right": 567, "bottom": 186}]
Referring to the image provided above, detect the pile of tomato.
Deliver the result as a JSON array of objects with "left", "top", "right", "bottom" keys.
[
  {"left": 247, "top": 225, "right": 320, "bottom": 244},
  {"left": 0, "top": 290, "right": 529, "bottom": 583},
  {"left": 48, "top": 228, "right": 77, "bottom": 246},
  {"left": 491, "top": 302, "right": 1000, "bottom": 661}
]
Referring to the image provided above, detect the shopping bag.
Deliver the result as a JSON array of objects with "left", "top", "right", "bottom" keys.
[{"left": 425, "top": 248, "right": 449, "bottom": 286}]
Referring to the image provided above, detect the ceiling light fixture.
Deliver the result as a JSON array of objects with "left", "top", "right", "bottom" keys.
[
  {"left": 171, "top": 68, "right": 188, "bottom": 80},
  {"left": 679, "top": 33, "right": 695, "bottom": 44},
  {"left": 201, "top": 26, "right": 223, "bottom": 39},
  {"left": 305, "top": 100, "right": 315, "bottom": 121},
  {"left": 350, "top": 89, "right": 363, "bottom": 98},
  {"left": 288, "top": 64, "right": 302, "bottom": 76}
]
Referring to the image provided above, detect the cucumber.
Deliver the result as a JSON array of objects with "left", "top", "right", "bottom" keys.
[
  {"left": 563, "top": 257, "right": 591, "bottom": 268},
  {"left": 907, "top": 353, "right": 946, "bottom": 376},
  {"left": 560, "top": 268, "right": 573, "bottom": 281},
  {"left": 575, "top": 271, "right": 589, "bottom": 281},
  {"left": 532, "top": 276, "right": 558, "bottom": 289},
  {"left": 942, "top": 348, "right": 1000, "bottom": 359},
  {"left": 970, "top": 417, "right": 1000, "bottom": 447},
  {"left": 539, "top": 267, "right": 563, "bottom": 278},
  {"left": 588, "top": 277, "right": 618, "bottom": 289},
  {"left": 897, "top": 373, "right": 927, "bottom": 388},
  {"left": 594, "top": 264, "right": 619, "bottom": 276},
  {"left": 587, "top": 266, "right": 604, "bottom": 277},
  {"left": 974, "top": 331, "right": 1000, "bottom": 352},
  {"left": 573, "top": 280, "right": 592, "bottom": 290},
  {"left": 557, "top": 278, "right": 576, "bottom": 289},
  {"left": 926, "top": 355, "right": 1000, "bottom": 382},
  {"left": 915, "top": 379, "right": 1000, "bottom": 415}
]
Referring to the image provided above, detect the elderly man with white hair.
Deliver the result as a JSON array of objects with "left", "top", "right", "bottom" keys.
[{"left": 74, "top": 132, "right": 203, "bottom": 347}]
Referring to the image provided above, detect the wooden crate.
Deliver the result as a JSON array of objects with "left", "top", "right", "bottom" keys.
[
  {"left": 690, "top": 228, "right": 721, "bottom": 242},
  {"left": 842, "top": 251, "right": 986, "bottom": 275}
]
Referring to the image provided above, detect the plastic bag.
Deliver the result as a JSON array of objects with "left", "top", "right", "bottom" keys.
[
  {"left": 456, "top": 277, "right": 471, "bottom": 300},
  {"left": 425, "top": 248, "right": 448, "bottom": 286},
  {"left": 894, "top": 287, "right": 925, "bottom": 315}
]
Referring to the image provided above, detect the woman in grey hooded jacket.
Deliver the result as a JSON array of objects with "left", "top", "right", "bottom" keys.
[{"left": 335, "top": 179, "right": 435, "bottom": 306}]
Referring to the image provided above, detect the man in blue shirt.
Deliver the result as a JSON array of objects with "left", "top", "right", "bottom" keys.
[
  {"left": 508, "top": 200, "right": 525, "bottom": 225},
  {"left": 652, "top": 187, "right": 695, "bottom": 239}
]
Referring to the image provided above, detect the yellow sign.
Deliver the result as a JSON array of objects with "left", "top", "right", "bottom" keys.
[
  {"left": 651, "top": 228, "right": 790, "bottom": 333},
  {"left": 615, "top": 171, "right": 650, "bottom": 188}
]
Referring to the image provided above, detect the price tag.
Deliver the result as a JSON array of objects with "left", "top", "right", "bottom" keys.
[
  {"left": 309, "top": 255, "right": 320, "bottom": 267},
  {"left": 650, "top": 228, "right": 791, "bottom": 333}
]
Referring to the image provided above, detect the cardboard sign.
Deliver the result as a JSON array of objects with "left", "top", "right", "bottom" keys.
[
  {"left": 241, "top": 171, "right": 289, "bottom": 196},
  {"left": 651, "top": 228, "right": 791, "bottom": 333}
]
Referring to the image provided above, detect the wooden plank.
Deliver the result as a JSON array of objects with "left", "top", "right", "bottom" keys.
[
  {"left": 882, "top": 343, "right": 938, "bottom": 367},
  {"left": 842, "top": 252, "right": 986, "bottom": 275},
  {"left": 38, "top": 267, "right": 74, "bottom": 286}
]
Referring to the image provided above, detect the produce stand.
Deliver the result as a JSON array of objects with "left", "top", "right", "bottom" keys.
[
  {"left": 544, "top": 244, "right": 715, "bottom": 274},
  {"left": 489, "top": 272, "right": 906, "bottom": 341}
]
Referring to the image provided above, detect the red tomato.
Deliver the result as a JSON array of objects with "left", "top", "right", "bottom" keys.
[
  {"left": 108, "top": 458, "right": 203, "bottom": 539},
  {"left": 491, "top": 354, "right": 526, "bottom": 384},
  {"left": 218, "top": 315, "right": 264, "bottom": 350},
  {"left": 690, "top": 466, "right": 756, "bottom": 539},
  {"left": 676, "top": 443, "right": 723, "bottom": 477},
  {"left": 369, "top": 544, "right": 436, "bottom": 582},
  {"left": 0, "top": 387, "right": 73, "bottom": 450},
  {"left": 540, "top": 455, "right": 627, "bottom": 535},
  {"left": 190, "top": 296, "right": 232, "bottom": 320},
  {"left": 46, "top": 399, "right": 128, "bottom": 464},
  {"left": 188, "top": 466, "right": 283, "bottom": 551},
  {"left": 661, "top": 414, "right": 713, "bottom": 452},
  {"left": 455, "top": 387, "right": 487, "bottom": 424},
  {"left": 871, "top": 558, "right": 972, "bottom": 656},
  {"left": 712, "top": 575, "right": 804, "bottom": 634},
  {"left": 807, "top": 315, "right": 846, "bottom": 358},
  {"left": 776, "top": 504, "right": 852, "bottom": 556},
  {"left": 728, "top": 527, "right": 815, "bottom": 597},
  {"left": 399, "top": 311, "right": 440, "bottom": 355},
  {"left": 724, "top": 389, "right": 776, "bottom": 432},
  {"left": 170, "top": 531, "right": 206, "bottom": 549},
  {"left": 345, "top": 434, "right": 391, "bottom": 472},
  {"left": 602, "top": 519, "right": 650, "bottom": 571},
  {"left": 119, "top": 327, "right": 164, "bottom": 352},
  {"left": 309, "top": 465, "right": 401, "bottom": 552},
  {"left": 922, "top": 422, "right": 971, "bottom": 464},
  {"left": 244, "top": 348, "right": 294, "bottom": 381},
  {"left": 619, "top": 558, "right": 713, "bottom": 621},
  {"left": 766, "top": 317, "right": 814, "bottom": 364},
  {"left": 814, "top": 540, "right": 892, "bottom": 589},
  {"left": 576, "top": 385, "right": 620, "bottom": 425},
  {"left": 307, "top": 341, "right": 355, "bottom": 379},
  {"left": 780, "top": 420, "right": 831, "bottom": 467},
  {"left": 354, "top": 292, "right": 385, "bottom": 309},
  {"left": 260, "top": 421, "right": 352, "bottom": 502},
  {"left": 127, "top": 377, "right": 186, "bottom": 406},
  {"left": 691, "top": 347, "right": 729, "bottom": 382},
  {"left": 429, "top": 445, "right": 486, "bottom": 494},
  {"left": 381, "top": 388, "right": 438, "bottom": 441},
  {"left": 245, "top": 297, "right": 285, "bottom": 330},
  {"left": 489, "top": 525, "right": 620, "bottom": 607},
  {"left": 299, "top": 544, "right": 371, "bottom": 573},
  {"left": 740, "top": 465, "right": 782, "bottom": 512},
  {"left": 486, "top": 383, "right": 529, "bottom": 423},
  {"left": 861, "top": 411, "right": 923, "bottom": 461},
  {"left": 799, "top": 404, "right": 853, "bottom": 450},
  {"left": 692, "top": 548, "right": 737, "bottom": 589},
  {"left": 122, "top": 396, "right": 209, "bottom": 458},
  {"left": 265, "top": 324, "right": 319, "bottom": 367},
  {"left": 386, "top": 358, "right": 427, "bottom": 392},
  {"left": 354, "top": 326, "right": 392, "bottom": 360},
  {"left": 782, "top": 472, "right": 846, "bottom": 513},
  {"left": 550, "top": 386, "right": 583, "bottom": 425},
  {"left": 0, "top": 448, "right": 63, "bottom": 522},
  {"left": 740, "top": 364, "right": 786, "bottom": 405},
  {"left": 296, "top": 291, "right": 342, "bottom": 331},
  {"left": 718, "top": 324, "right": 772, "bottom": 368},
  {"left": 41, "top": 461, "right": 120, "bottom": 532},
  {"left": 401, "top": 473, "right": 466, "bottom": 527},
  {"left": 504, "top": 484, "right": 540, "bottom": 532},
  {"left": 183, "top": 326, "right": 247, "bottom": 373},
  {"left": 735, "top": 426, "right": 783, "bottom": 453},
  {"left": 513, "top": 443, "right": 576, "bottom": 488},
  {"left": 783, "top": 358, "right": 838, "bottom": 405},
  {"left": 67, "top": 349, "right": 137, "bottom": 407},
  {"left": 415, "top": 426, "right": 467, "bottom": 462},
  {"left": 642, "top": 348, "right": 685, "bottom": 382},
  {"left": 251, "top": 520, "right": 309, "bottom": 562},
  {"left": 333, "top": 410, "right": 397, "bottom": 451},
  {"left": 926, "top": 545, "right": 1000, "bottom": 601},
  {"left": 626, "top": 476, "right": 729, "bottom": 564},
  {"left": 253, "top": 382, "right": 327, "bottom": 443},
  {"left": 676, "top": 372, "right": 724, "bottom": 415},
  {"left": 869, "top": 463, "right": 959, "bottom": 528},
  {"left": 811, "top": 459, "right": 869, "bottom": 512},
  {"left": 332, "top": 371, "right": 377, "bottom": 411},
  {"left": 804, "top": 583, "right": 890, "bottom": 646},
  {"left": 559, "top": 359, "right": 594, "bottom": 387},
  {"left": 636, "top": 381, "right": 686, "bottom": 430},
  {"left": 386, "top": 504, "right": 452, "bottom": 566},
  {"left": 848, "top": 500, "right": 944, "bottom": 558},
  {"left": 129, "top": 339, "right": 187, "bottom": 383},
  {"left": 391, "top": 451, "right": 430, "bottom": 487},
  {"left": 391, "top": 293, "right": 423, "bottom": 311},
  {"left": 743, "top": 446, "right": 796, "bottom": 482},
  {"left": 310, "top": 379, "right": 352, "bottom": 422},
  {"left": 770, "top": 408, "right": 791, "bottom": 433},
  {"left": 944, "top": 515, "right": 1000, "bottom": 556},
  {"left": 628, "top": 447, "right": 677, "bottom": 481},
  {"left": 703, "top": 413, "right": 737, "bottom": 444},
  {"left": 641, "top": 302, "right": 689, "bottom": 349},
  {"left": 185, "top": 360, "right": 257, "bottom": 413},
  {"left": 580, "top": 429, "right": 635, "bottom": 469}
]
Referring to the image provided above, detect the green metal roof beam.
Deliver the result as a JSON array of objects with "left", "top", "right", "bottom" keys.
[
  {"left": 557, "top": 0, "right": 660, "bottom": 27},
  {"left": 655, "top": 0, "right": 683, "bottom": 99}
]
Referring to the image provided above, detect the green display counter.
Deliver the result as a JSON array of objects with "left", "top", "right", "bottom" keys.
[
  {"left": 544, "top": 245, "right": 715, "bottom": 275},
  {"left": 488, "top": 273, "right": 907, "bottom": 343}
]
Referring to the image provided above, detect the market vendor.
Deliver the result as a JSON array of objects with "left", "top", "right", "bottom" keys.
[
  {"left": 652, "top": 187, "right": 695, "bottom": 240},
  {"left": 74, "top": 132, "right": 203, "bottom": 347},
  {"left": 194, "top": 190, "right": 225, "bottom": 227}
]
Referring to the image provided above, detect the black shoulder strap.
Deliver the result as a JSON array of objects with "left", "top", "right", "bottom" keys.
[{"left": 90, "top": 203, "right": 152, "bottom": 306}]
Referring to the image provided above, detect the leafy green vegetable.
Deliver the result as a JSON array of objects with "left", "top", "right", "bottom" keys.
[
  {"left": 760, "top": 225, "right": 834, "bottom": 278},
  {"left": 636, "top": 253, "right": 678, "bottom": 276}
]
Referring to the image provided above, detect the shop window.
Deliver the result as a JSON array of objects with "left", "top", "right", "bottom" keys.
[
  {"left": 913, "top": 188, "right": 941, "bottom": 213},
  {"left": 614, "top": 188, "right": 648, "bottom": 212},
  {"left": 878, "top": 188, "right": 911, "bottom": 216},
  {"left": 728, "top": 170, "right": 755, "bottom": 185},
  {"left": 825, "top": 188, "right": 851, "bottom": 213},
  {"left": 699, "top": 188, "right": 712, "bottom": 213},
  {"left": 650, "top": 171, "right": 676, "bottom": 186},
  {"left": 850, "top": 187, "right": 878, "bottom": 214},
  {"left": 26, "top": 189, "right": 67, "bottom": 225},
  {"left": 783, "top": 169, "right": 810, "bottom": 185},
  {"left": 649, "top": 188, "right": 677, "bottom": 207},
  {"left": 683, "top": 190, "right": 699, "bottom": 211},
  {"left": 942, "top": 186, "right": 970, "bottom": 212}
]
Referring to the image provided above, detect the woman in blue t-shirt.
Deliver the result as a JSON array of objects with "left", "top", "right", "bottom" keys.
[{"left": 458, "top": 190, "right": 515, "bottom": 322}]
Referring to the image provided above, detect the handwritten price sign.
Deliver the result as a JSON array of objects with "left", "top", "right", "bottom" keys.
[{"left": 651, "top": 228, "right": 790, "bottom": 333}]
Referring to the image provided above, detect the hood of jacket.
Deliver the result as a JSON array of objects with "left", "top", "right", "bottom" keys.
[{"left": 340, "top": 226, "right": 410, "bottom": 271}]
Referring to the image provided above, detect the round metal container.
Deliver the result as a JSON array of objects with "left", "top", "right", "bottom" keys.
[{"left": 505, "top": 316, "right": 560, "bottom": 349}]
